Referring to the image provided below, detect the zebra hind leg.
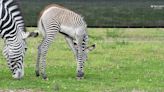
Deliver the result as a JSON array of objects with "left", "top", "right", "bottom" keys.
[
  {"left": 36, "top": 19, "right": 59, "bottom": 80},
  {"left": 35, "top": 43, "right": 42, "bottom": 77},
  {"left": 39, "top": 38, "right": 49, "bottom": 80},
  {"left": 40, "top": 33, "right": 57, "bottom": 80}
]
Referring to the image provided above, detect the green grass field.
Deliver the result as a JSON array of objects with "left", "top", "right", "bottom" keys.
[{"left": 0, "top": 28, "right": 164, "bottom": 92}]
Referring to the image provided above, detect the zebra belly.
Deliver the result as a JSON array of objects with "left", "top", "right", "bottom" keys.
[{"left": 60, "top": 25, "right": 76, "bottom": 38}]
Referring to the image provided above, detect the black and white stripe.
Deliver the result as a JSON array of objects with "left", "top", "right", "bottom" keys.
[
  {"left": 36, "top": 4, "right": 95, "bottom": 80},
  {"left": 0, "top": 0, "right": 38, "bottom": 79}
]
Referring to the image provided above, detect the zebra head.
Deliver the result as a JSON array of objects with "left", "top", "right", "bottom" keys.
[
  {"left": 3, "top": 39, "right": 26, "bottom": 79},
  {"left": 3, "top": 31, "right": 38, "bottom": 79},
  {"left": 12, "top": 32, "right": 38, "bottom": 79}
]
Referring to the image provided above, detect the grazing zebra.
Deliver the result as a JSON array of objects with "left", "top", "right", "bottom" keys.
[
  {"left": 0, "top": 0, "right": 38, "bottom": 79},
  {"left": 36, "top": 4, "right": 95, "bottom": 79}
]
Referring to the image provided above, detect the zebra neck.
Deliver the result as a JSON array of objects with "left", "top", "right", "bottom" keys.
[{"left": 5, "top": 36, "right": 22, "bottom": 45}]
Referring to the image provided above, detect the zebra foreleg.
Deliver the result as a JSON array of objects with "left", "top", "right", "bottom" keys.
[
  {"left": 76, "top": 45, "right": 85, "bottom": 79},
  {"left": 65, "top": 36, "right": 78, "bottom": 59},
  {"left": 75, "top": 35, "right": 85, "bottom": 79},
  {"left": 65, "top": 35, "right": 85, "bottom": 79}
]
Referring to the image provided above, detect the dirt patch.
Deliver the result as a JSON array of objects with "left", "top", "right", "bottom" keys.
[{"left": 0, "top": 89, "right": 44, "bottom": 92}]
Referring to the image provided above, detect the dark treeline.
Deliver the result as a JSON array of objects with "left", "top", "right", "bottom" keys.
[{"left": 19, "top": 0, "right": 164, "bottom": 27}]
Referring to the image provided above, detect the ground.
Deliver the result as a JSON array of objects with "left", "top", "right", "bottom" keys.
[{"left": 0, "top": 28, "right": 164, "bottom": 92}]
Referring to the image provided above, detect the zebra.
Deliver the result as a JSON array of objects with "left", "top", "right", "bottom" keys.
[
  {"left": 36, "top": 4, "right": 95, "bottom": 80},
  {"left": 0, "top": 0, "right": 38, "bottom": 79}
]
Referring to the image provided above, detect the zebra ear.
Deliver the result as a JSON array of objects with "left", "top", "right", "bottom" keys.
[{"left": 85, "top": 44, "right": 96, "bottom": 53}]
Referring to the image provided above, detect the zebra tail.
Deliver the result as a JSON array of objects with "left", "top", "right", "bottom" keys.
[{"left": 28, "top": 32, "right": 39, "bottom": 37}]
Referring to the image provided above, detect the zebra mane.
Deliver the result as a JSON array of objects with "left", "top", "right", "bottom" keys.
[{"left": 13, "top": 0, "right": 26, "bottom": 32}]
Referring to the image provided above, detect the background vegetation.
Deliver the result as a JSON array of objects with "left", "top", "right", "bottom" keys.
[
  {"left": 0, "top": 28, "right": 164, "bottom": 92},
  {"left": 19, "top": 0, "right": 164, "bottom": 27}
]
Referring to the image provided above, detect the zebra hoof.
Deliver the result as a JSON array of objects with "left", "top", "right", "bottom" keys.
[
  {"left": 42, "top": 74, "right": 48, "bottom": 80},
  {"left": 43, "top": 76, "right": 48, "bottom": 80},
  {"left": 43, "top": 77, "right": 49, "bottom": 81},
  {"left": 77, "top": 71, "right": 84, "bottom": 79},
  {"left": 35, "top": 71, "right": 40, "bottom": 77}
]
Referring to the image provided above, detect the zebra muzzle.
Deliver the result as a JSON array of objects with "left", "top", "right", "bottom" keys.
[{"left": 12, "top": 69, "right": 24, "bottom": 79}]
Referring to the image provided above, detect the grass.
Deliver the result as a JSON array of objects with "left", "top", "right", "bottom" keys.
[{"left": 0, "top": 28, "right": 164, "bottom": 92}]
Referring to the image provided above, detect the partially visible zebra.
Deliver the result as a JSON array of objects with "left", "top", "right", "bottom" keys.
[
  {"left": 0, "top": 0, "right": 38, "bottom": 79},
  {"left": 36, "top": 4, "right": 95, "bottom": 80}
]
